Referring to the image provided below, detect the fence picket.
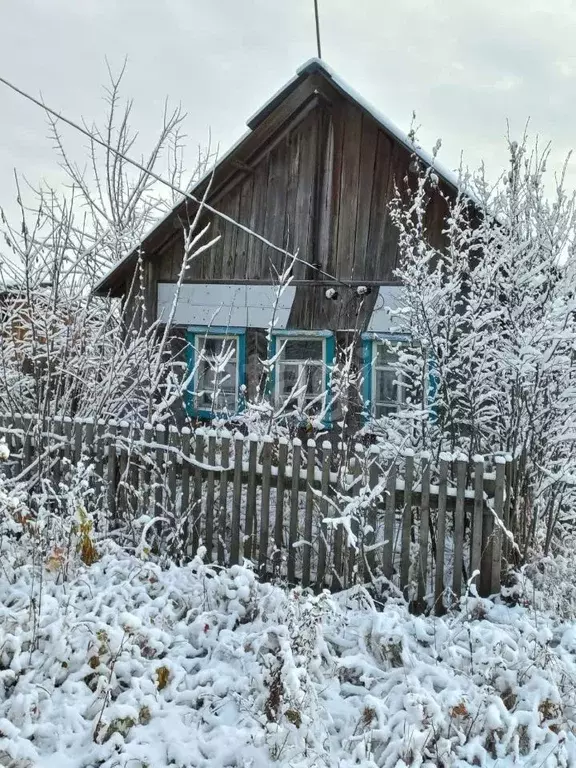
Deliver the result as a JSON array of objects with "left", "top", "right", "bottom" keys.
[
  {"left": 491, "top": 458, "right": 506, "bottom": 595},
  {"left": 365, "top": 447, "right": 380, "bottom": 580},
  {"left": 316, "top": 441, "right": 332, "bottom": 590},
  {"left": 452, "top": 456, "right": 467, "bottom": 598},
  {"left": 107, "top": 420, "right": 118, "bottom": 520},
  {"left": 434, "top": 457, "right": 449, "bottom": 614},
  {"left": 347, "top": 454, "right": 362, "bottom": 587},
  {"left": 418, "top": 454, "right": 431, "bottom": 605},
  {"left": 168, "top": 426, "right": 178, "bottom": 527},
  {"left": 218, "top": 433, "right": 230, "bottom": 563},
  {"left": 471, "top": 457, "right": 484, "bottom": 583},
  {"left": 0, "top": 410, "right": 516, "bottom": 605},
  {"left": 244, "top": 435, "right": 258, "bottom": 561},
  {"left": 12, "top": 413, "right": 23, "bottom": 476},
  {"left": 180, "top": 427, "right": 191, "bottom": 550},
  {"left": 73, "top": 418, "right": 83, "bottom": 465},
  {"left": 53, "top": 416, "right": 63, "bottom": 488},
  {"left": 192, "top": 429, "right": 205, "bottom": 556},
  {"left": 154, "top": 425, "right": 166, "bottom": 541},
  {"left": 119, "top": 421, "right": 129, "bottom": 512},
  {"left": 274, "top": 438, "right": 288, "bottom": 576},
  {"left": 205, "top": 430, "right": 217, "bottom": 561},
  {"left": 302, "top": 439, "right": 316, "bottom": 589},
  {"left": 230, "top": 433, "right": 244, "bottom": 566},
  {"left": 94, "top": 419, "right": 105, "bottom": 502},
  {"left": 258, "top": 436, "right": 273, "bottom": 576},
  {"left": 141, "top": 423, "right": 153, "bottom": 518},
  {"left": 383, "top": 461, "right": 396, "bottom": 579},
  {"left": 288, "top": 438, "right": 302, "bottom": 584},
  {"left": 22, "top": 414, "right": 33, "bottom": 471},
  {"left": 400, "top": 452, "right": 414, "bottom": 598}
]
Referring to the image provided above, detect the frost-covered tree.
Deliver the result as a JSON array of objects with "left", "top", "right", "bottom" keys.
[
  {"left": 0, "top": 66, "right": 214, "bottom": 423},
  {"left": 385, "top": 134, "right": 576, "bottom": 556}
]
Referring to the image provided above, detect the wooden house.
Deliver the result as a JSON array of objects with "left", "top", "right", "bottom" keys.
[{"left": 93, "top": 59, "right": 460, "bottom": 426}]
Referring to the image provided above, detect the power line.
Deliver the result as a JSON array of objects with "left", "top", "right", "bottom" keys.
[
  {"left": 0, "top": 72, "right": 360, "bottom": 290},
  {"left": 313, "top": 0, "right": 322, "bottom": 59}
]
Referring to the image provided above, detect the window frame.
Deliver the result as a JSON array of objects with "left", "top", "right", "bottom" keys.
[
  {"left": 185, "top": 326, "right": 246, "bottom": 418},
  {"left": 362, "top": 332, "right": 409, "bottom": 419},
  {"left": 269, "top": 329, "right": 335, "bottom": 425}
]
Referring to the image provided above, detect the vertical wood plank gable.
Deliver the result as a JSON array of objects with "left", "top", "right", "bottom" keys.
[
  {"left": 353, "top": 115, "right": 379, "bottom": 280},
  {"left": 234, "top": 174, "right": 255, "bottom": 276},
  {"left": 292, "top": 113, "right": 318, "bottom": 279},
  {"left": 336, "top": 102, "right": 363, "bottom": 280},
  {"left": 365, "top": 131, "right": 394, "bottom": 281}
]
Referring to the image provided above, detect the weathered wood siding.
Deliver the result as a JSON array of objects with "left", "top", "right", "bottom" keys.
[{"left": 128, "top": 77, "right": 451, "bottom": 330}]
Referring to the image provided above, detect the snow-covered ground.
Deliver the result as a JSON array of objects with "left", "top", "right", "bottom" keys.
[{"left": 2, "top": 540, "right": 576, "bottom": 768}]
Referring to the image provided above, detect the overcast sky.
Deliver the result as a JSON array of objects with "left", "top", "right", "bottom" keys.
[{"left": 1, "top": 0, "right": 575, "bottom": 223}]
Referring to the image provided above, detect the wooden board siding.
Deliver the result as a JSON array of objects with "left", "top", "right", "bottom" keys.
[{"left": 120, "top": 75, "right": 454, "bottom": 335}]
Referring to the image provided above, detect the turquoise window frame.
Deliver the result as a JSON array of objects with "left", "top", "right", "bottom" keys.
[
  {"left": 361, "top": 332, "right": 410, "bottom": 419},
  {"left": 268, "top": 329, "right": 335, "bottom": 428},
  {"left": 185, "top": 326, "right": 246, "bottom": 419},
  {"left": 362, "top": 333, "right": 438, "bottom": 421}
]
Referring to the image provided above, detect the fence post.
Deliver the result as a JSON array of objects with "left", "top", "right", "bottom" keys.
[{"left": 258, "top": 435, "right": 273, "bottom": 577}]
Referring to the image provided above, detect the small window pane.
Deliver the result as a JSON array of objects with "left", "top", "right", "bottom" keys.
[
  {"left": 305, "top": 365, "right": 323, "bottom": 397},
  {"left": 194, "top": 335, "right": 238, "bottom": 413},
  {"left": 375, "top": 403, "right": 398, "bottom": 418},
  {"left": 279, "top": 363, "right": 300, "bottom": 397},
  {"left": 282, "top": 338, "right": 323, "bottom": 361},
  {"left": 375, "top": 343, "right": 398, "bottom": 366},
  {"left": 375, "top": 369, "right": 397, "bottom": 403}
]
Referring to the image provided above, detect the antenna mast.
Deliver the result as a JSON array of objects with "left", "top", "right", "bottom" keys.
[{"left": 313, "top": 0, "right": 322, "bottom": 59}]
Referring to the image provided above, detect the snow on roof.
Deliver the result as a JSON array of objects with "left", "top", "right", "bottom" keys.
[{"left": 295, "top": 58, "right": 463, "bottom": 191}]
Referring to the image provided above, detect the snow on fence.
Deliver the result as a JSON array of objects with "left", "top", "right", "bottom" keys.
[{"left": 0, "top": 413, "right": 513, "bottom": 611}]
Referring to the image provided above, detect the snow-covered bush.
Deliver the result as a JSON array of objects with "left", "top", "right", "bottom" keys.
[{"left": 2, "top": 493, "right": 576, "bottom": 767}]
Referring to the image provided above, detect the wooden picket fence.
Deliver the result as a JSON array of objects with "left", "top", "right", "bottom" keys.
[{"left": 0, "top": 413, "right": 513, "bottom": 611}]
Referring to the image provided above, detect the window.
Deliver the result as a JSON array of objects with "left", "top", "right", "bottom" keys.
[
  {"left": 271, "top": 331, "right": 334, "bottom": 418},
  {"left": 372, "top": 342, "right": 403, "bottom": 416},
  {"left": 185, "top": 327, "right": 246, "bottom": 417},
  {"left": 362, "top": 334, "right": 407, "bottom": 418}
]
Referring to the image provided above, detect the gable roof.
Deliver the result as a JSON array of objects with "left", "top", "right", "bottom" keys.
[{"left": 94, "top": 58, "right": 465, "bottom": 297}]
